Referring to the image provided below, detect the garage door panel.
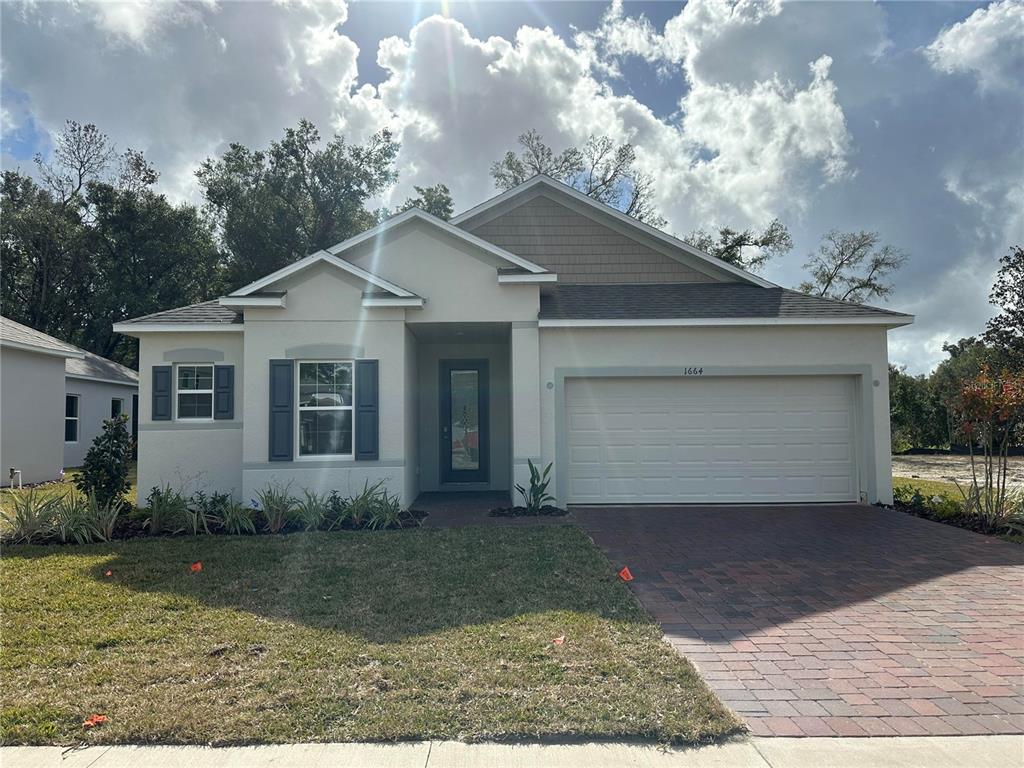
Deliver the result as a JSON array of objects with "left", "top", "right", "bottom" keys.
[{"left": 566, "top": 376, "right": 857, "bottom": 504}]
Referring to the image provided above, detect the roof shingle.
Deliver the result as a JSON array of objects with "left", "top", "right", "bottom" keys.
[
  {"left": 0, "top": 316, "right": 82, "bottom": 356},
  {"left": 119, "top": 300, "right": 242, "bottom": 326},
  {"left": 538, "top": 283, "right": 911, "bottom": 321},
  {"left": 66, "top": 351, "right": 138, "bottom": 385}
]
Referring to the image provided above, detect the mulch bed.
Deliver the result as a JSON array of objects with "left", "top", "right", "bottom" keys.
[
  {"left": 489, "top": 505, "right": 568, "bottom": 518},
  {"left": 889, "top": 502, "right": 1016, "bottom": 539}
]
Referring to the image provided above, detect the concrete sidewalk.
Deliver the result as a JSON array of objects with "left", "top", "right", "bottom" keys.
[{"left": 3, "top": 736, "right": 1022, "bottom": 768}]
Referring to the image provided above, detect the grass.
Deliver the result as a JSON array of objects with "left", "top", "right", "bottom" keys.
[
  {"left": 892, "top": 475, "right": 961, "bottom": 499},
  {"left": 0, "top": 526, "right": 739, "bottom": 746},
  {"left": 0, "top": 465, "right": 138, "bottom": 513}
]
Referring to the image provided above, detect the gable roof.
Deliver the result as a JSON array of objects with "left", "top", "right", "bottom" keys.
[
  {"left": 0, "top": 316, "right": 84, "bottom": 358},
  {"left": 538, "top": 283, "right": 913, "bottom": 326},
  {"left": 66, "top": 351, "right": 138, "bottom": 385},
  {"left": 451, "top": 175, "right": 775, "bottom": 289},
  {"left": 230, "top": 208, "right": 550, "bottom": 298}
]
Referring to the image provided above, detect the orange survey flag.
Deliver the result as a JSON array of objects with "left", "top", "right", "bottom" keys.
[
  {"left": 553, "top": 635, "right": 566, "bottom": 646},
  {"left": 190, "top": 561, "right": 203, "bottom": 573},
  {"left": 83, "top": 714, "right": 108, "bottom": 728},
  {"left": 104, "top": 570, "right": 113, "bottom": 577},
  {"left": 618, "top": 566, "right": 634, "bottom": 582}
]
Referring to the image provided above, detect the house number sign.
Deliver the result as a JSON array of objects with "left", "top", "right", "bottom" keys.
[{"left": 683, "top": 367, "right": 704, "bottom": 375}]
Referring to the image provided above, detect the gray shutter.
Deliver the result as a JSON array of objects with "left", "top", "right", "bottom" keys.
[
  {"left": 268, "top": 359, "right": 293, "bottom": 462},
  {"left": 354, "top": 359, "right": 379, "bottom": 461},
  {"left": 152, "top": 365, "right": 172, "bottom": 421},
  {"left": 214, "top": 365, "right": 234, "bottom": 420}
]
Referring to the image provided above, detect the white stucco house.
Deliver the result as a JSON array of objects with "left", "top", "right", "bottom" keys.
[
  {"left": 114, "top": 176, "right": 912, "bottom": 509},
  {"left": 1, "top": 316, "right": 138, "bottom": 485}
]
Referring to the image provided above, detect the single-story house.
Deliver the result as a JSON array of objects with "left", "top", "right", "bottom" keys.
[
  {"left": 64, "top": 350, "right": 139, "bottom": 468},
  {"left": 114, "top": 176, "right": 912, "bottom": 508},
  {"left": 0, "top": 316, "right": 138, "bottom": 485}
]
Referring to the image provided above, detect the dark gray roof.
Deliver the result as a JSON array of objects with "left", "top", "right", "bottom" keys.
[
  {"left": 538, "top": 283, "right": 911, "bottom": 321},
  {"left": 0, "top": 316, "right": 81, "bottom": 356},
  {"left": 66, "top": 351, "right": 138, "bottom": 385},
  {"left": 119, "top": 300, "right": 242, "bottom": 325}
]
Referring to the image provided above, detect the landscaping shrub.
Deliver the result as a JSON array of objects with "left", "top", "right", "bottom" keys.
[
  {"left": 325, "top": 490, "right": 349, "bottom": 530},
  {"left": 184, "top": 491, "right": 226, "bottom": 535},
  {"left": 0, "top": 489, "right": 59, "bottom": 543},
  {"left": 514, "top": 460, "right": 555, "bottom": 515},
  {"left": 367, "top": 487, "right": 404, "bottom": 530},
  {"left": 295, "top": 490, "right": 329, "bottom": 531},
  {"left": 53, "top": 493, "right": 95, "bottom": 544},
  {"left": 144, "top": 486, "right": 187, "bottom": 535},
  {"left": 87, "top": 493, "right": 123, "bottom": 542},
  {"left": 74, "top": 415, "right": 132, "bottom": 508},
  {"left": 892, "top": 485, "right": 961, "bottom": 519},
  {"left": 343, "top": 480, "right": 383, "bottom": 529},
  {"left": 215, "top": 498, "right": 258, "bottom": 535},
  {"left": 254, "top": 484, "right": 297, "bottom": 533}
]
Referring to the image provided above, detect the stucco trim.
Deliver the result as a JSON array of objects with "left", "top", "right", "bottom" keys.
[
  {"left": 219, "top": 295, "right": 286, "bottom": 308},
  {"left": 140, "top": 421, "right": 243, "bottom": 432},
  {"left": 242, "top": 459, "right": 405, "bottom": 470},
  {"left": 511, "top": 321, "right": 539, "bottom": 329},
  {"left": 284, "top": 343, "right": 365, "bottom": 359},
  {"left": 498, "top": 273, "right": 558, "bottom": 284},
  {"left": 162, "top": 348, "right": 226, "bottom": 362},
  {"left": 113, "top": 323, "right": 244, "bottom": 334},
  {"left": 552, "top": 365, "right": 876, "bottom": 508}
]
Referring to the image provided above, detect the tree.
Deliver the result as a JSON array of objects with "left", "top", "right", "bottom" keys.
[
  {"left": 75, "top": 415, "right": 133, "bottom": 508},
  {"left": 397, "top": 183, "right": 453, "bottom": 220},
  {"left": 197, "top": 120, "right": 400, "bottom": 288},
  {"left": 490, "top": 129, "right": 666, "bottom": 227},
  {"left": 685, "top": 219, "right": 793, "bottom": 272},
  {"left": 888, "top": 364, "right": 947, "bottom": 450},
  {"left": 984, "top": 245, "right": 1024, "bottom": 370},
  {"left": 798, "top": 230, "right": 907, "bottom": 304},
  {"left": 2, "top": 121, "right": 222, "bottom": 367}
]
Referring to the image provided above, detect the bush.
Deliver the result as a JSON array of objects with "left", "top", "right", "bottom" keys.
[
  {"left": 254, "top": 484, "right": 296, "bottom": 534},
  {"left": 185, "top": 491, "right": 224, "bottom": 535},
  {"left": 295, "top": 490, "right": 329, "bottom": 531},
  {"left": 87, "top": 493, "right": 123, "bottom": 542},
  {"left": 367, "top": 487, "right": 404, "bottom": 530},
  {"left": 74, "top": 414, "right": 132, "bottom": 508},
  {"left": 343, "top": 480, "right": 384, "bottom": 529},
  {"left": 53, "top": 493, "right": 94, "bottom": 544},
  {"left": 514, "top": 460, "right": 555, "bottom": 515},
  {"left": 0, "top": 490, "right": 59, "bottom": 543},
  {"left": 216, "top": 498, "right": 257, "bottom": 535},
  {"left": 144, "top": 486, "right": 187, "bottom": 535},
  {"left": 893, "top": 485, "right": 960, "bottom": 519}
]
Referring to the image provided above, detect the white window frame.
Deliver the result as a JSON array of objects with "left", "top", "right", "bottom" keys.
[
  {"left": 295, "top": 359, "right": 355, "bottom": 460},
  {"left": 111, "top": 398, "right": 124, "bottom": 419},
  {"left": 65, "top": 394, "right": 80, "bottom": 444},
  {"left": 175, "top": 363, "right": 214, "bottom": 422}
]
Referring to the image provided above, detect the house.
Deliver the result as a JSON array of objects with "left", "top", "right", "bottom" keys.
[
  {"left": 0, "top": 316, "right": 138, "bottom": 485},
  {"left": 114, "top": 176, "right": 912, "bottom": 508},
  {"left": 63, "top": 350, "right": 139, "bottom": 468}
]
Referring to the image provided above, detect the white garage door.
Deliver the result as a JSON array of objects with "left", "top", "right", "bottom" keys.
[{"left": 565, "top": 376, "right": 858, "bottom": 504}]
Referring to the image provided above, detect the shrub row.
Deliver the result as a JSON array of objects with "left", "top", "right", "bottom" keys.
[{"left": 1, "top": 480, "right": 418, "bottom": 545}]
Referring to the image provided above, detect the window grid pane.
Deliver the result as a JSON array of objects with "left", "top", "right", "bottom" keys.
[
  {"left": 65, "top": 395, "right": 78, "bottom": 418},
  {"left": 64, "top": 418, "right": 77, "bottom": 442},
  {"left": 297, "top": 361, "right": 354, "bottom": 456}
]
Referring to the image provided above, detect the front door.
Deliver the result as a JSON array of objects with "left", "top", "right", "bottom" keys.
[{"left": 440, "top": 359, "right": 489, "bottom": 484}]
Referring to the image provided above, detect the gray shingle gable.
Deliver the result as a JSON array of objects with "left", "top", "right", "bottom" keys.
[{"left": 118, "top": 300, "right": 242, "bottom": 325}]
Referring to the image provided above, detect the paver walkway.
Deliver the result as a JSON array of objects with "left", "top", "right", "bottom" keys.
[{"left": 578, "top": 504, "right": 1024, "bottom": 738}]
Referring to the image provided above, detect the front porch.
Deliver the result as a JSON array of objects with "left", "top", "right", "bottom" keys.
[{"left": 406, "top": 321, "right": 540, "bottom": 504}]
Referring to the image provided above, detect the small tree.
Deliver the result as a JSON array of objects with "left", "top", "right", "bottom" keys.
[
  {"left": 75, "top": 414, "right": 133, "bottom": 508},
  {"left": 798, "top": 230, "right": 907, "bottom": 304},
  {"left": 952, "top": 367, "right": 1024, "bottom": 530}
]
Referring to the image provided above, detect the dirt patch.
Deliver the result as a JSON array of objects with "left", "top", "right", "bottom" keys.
[{"left": 892, "top": 453, "right": 1024, "bottom": 487}]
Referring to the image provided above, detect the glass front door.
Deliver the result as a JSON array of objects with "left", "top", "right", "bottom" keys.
[{"left": 440, "top": 360, "right": 489, "bottom": 483}]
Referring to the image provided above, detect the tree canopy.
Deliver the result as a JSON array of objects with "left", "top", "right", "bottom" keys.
[
  {"left": 684, "top": 219, "right": 793, "bottom": 273},
  {"left": 490, "top": 129, "right": 666, "bottom": 227},
  {"left": 798, "top": 230, "right": 907, "bottom": 304},
  {"left": 984, "top": 246, "right": 1024, "bottom": 369}
]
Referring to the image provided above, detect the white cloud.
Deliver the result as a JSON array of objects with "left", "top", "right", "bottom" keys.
[
  {"left": 85, "top": 0, "right": 212, "bottom": 50},
  {"left": 925, "top": 0, "right": 1024, "bottom": 91}
]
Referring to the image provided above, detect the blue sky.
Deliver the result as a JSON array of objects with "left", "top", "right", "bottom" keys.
[{"left": 2, "top": 1, "right": 1021, "bottom": 374}]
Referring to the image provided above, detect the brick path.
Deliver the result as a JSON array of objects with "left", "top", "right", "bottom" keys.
[{"left": 578, "top": 505, "right": 1024, "bottom": 737}]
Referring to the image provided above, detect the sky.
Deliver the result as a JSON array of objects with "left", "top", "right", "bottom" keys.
[{"left": 2, "top": 0, "right": 1022, "bottom": 375}]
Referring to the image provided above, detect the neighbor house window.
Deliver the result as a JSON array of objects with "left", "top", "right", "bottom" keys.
[
  {"left": 176, "top": 364, "right": 213, "bottom": 420},
  {"left": 65, "top": 395, "right": 79, "bottom": 442},
  {"left": 111, "top": 398, "right": 123, "bottom": 419},
  {"left": 297, "top": 361, "right": 353, "bottom": 457}
]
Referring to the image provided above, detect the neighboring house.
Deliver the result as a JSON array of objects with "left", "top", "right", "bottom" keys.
[
  {"left": 64, "top": 350, "right": 139, "bottom": 468},
  {"left": 114, "top": 176, "right": 912, "bottom": 509},
  {"left": 0, "top": 316, "right": 138, "bottom": 485}
]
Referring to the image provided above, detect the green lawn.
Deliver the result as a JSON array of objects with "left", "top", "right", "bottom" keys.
[
  {"left": 0, "top": 465, "right": 138, "bottom": 513},
  {"left": 892, "top": 475, "right": 961, "bottom": 498},
  {"left": 0, "top": 526, "right": 739, "bottom": 746}
]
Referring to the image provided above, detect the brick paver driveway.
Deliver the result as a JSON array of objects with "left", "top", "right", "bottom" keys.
[{"left": 578, "top": 505, "right": 1024, "bottom": 738}]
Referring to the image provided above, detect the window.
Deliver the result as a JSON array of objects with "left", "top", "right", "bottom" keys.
[
  {"left": 111, "top": 398, "right": 124, "bottom": 419},
  {"left": 297, "top": 361, "right": 353, "bottom": 457},
  {"left": 65, "top": 395, "right": 79, "bottom": 442},
  {"left": 176, "top": 364, "right": 213, "bottom": 420}
]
